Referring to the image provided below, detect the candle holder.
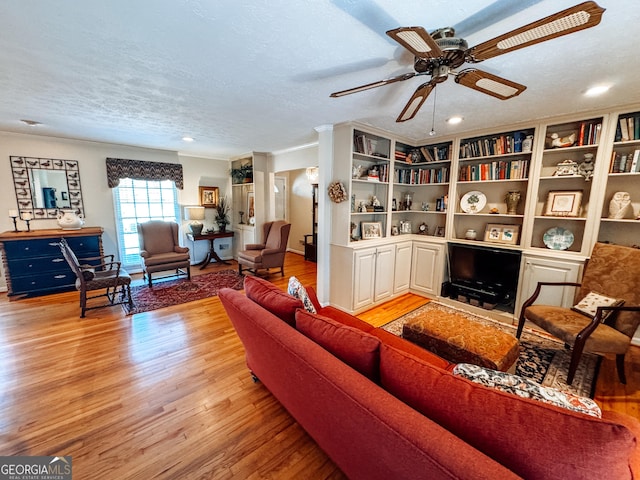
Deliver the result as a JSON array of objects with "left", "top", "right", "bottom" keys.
[
  {"left": 9, "top": 213, "right": 20, "bottom": 232},
  {"left": 24, "top": 217, "right": 32, "bottom": 232}
]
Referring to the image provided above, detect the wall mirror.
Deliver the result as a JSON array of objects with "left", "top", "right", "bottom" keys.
[{"left": 10, "top": 156, "right": 85, "bottom": 220}]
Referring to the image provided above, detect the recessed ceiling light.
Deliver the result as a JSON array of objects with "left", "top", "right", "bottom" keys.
[
  {"left": 20, "top": 119, "right": 41, "bottom": 126},
  {"left": 447, "top": 116, "right": 463, "bottom": 124},
  {"left": 584, "top": 85, "right": 610, "bottom": 97},
  {"left": 182, "top": 136, "right": 194, "bottom": 142}
]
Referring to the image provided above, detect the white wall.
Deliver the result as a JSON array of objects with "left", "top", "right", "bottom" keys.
[
  {"left": 0, "top": 132, "right": 230, "bottom": 290},
  {"left": 287, "top": 169, "right": 314, "bottom": 255}
]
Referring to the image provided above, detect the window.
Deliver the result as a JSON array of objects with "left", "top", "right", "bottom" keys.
[{"left": 113, "top": 178, "right": 180, "bottom": 270}]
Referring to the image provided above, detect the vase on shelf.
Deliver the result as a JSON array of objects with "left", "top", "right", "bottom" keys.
[{"left": 505, "top": 191, "right": 521, "bottom": 215}]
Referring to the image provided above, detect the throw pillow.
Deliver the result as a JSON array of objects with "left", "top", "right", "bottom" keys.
[
  {"left": 452, "top": 363, "right": 602, "bottom": 418},
  {"left": 295, "top": 309, "right": 380, "bottom": 381},
  {"left": 80, "top": 265, "right": 95, "bottom": 281},
  {"left": 287, "top": 276, "right": 316, "bottom": 313},
  {"left": 244, "top": 275, "right": 302, "bottom": 326},
  {"left": 572, "top": 291, "right": 624, "bottom": 320}
]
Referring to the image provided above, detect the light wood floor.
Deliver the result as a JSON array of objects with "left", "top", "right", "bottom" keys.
[{"left": 1, "top": 253, "right": 639, "bottom": 479}]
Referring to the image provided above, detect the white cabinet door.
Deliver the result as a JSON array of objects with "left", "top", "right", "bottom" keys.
[
  {"left": 516, "top": 255, "right": 582, "bottom": 314},
  {"left": 353, "top": 247, "right": 377, "bottom": 310},
  {"left": 374, "top": 244, "right": 395, "bottom": 302},
  {"left": 394, "top": 241, "right": 412, "bottom": 293},
  {"left": 410, "top": 242, "right": 444, "bottom": 295}
]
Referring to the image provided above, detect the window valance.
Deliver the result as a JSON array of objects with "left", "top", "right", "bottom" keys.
[{"left": 106, "top": 158, "right": 184, "bottom": 189}]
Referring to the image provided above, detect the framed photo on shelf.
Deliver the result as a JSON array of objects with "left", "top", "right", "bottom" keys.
[
  {"left": 199, "top": 186, "right": 219, "bottom": 208},
  {"left": 247, "top": 191, "right": 255, "bottom": 219},
  {"left": 361, "top": 221, "right": 383, "bottom": 239},
  {"left": 435, "top": 226, "right": 445, "bottom": 237},
  {"left": 484, "top": 223, "right": 520, "bottom": 245},
  {"left": 544, "top": 190, "right": 583, "bottom": 217}
]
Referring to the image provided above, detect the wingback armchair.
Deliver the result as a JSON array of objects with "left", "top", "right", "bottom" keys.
[
  {"left": 59, "top": 237, "right": 133, "bottom": 317},
  {"left": 137, "top": 221, "right": 191, "bottom": 286},
  {"left": 517, "top": 242, "right": 640, "bottom": 385},
  {"left": 238, "top": 220, "right": 291, "bottom": 276}
]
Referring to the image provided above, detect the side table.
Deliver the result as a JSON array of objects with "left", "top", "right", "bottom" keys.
[{"left": 186, "top": 231, "right": 234, "bottom": 269}]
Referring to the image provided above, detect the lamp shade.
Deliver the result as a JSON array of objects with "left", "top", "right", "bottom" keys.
[{"left": 185, "top": 206, "right": 205, "bottom": 221}]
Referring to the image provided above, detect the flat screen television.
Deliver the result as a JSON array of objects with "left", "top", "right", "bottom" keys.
[{"left": 446, "top": 242, "right": 522, "bottom": 311}]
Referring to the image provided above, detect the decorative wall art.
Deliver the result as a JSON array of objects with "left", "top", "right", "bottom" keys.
[{"left": 199, "top": 186, "right": 219, "bottom": 208}]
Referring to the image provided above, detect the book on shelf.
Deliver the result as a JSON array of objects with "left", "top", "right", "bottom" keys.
[
  {"left": 577, "top": 120, "right": 602, "bottom": 146},
  {"left": 617, "top": 114, "right": 640, "bottom": 141},
  {"left": 609, "top": 149, "right": 640, "bottom": 173},
  {"left": 458, "top": 159, "right": 528, "bottom": 181}
]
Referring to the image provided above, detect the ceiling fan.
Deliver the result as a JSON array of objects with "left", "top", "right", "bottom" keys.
[{"left": 330, "top": 1, "right": 605, "bottom": 122}]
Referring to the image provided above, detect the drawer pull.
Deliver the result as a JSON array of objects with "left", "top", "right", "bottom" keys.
[
  {"left": 52, "top": 258, "right": 64, "bottom": 263},
  {"left": 48, "top": 242, "right": 58, "bottom": 246},
  {"left": 54, "top": 275, "right": 67, "bottom": 279}
]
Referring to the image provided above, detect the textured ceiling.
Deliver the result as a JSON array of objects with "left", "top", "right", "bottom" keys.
[{"left": 0, "top": 1, "right": 638, "bottom": 159}]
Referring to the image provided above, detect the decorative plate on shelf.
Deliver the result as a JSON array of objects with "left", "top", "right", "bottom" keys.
[
  {"left": 543, "top": 227, "right": 574, "bottom": 250},
  {"left": 460, "top": 191, "right": 487, "bottom": 214}
]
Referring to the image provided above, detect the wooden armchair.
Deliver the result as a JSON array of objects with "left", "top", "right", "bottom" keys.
[
  {"left": 59, "top": 238, "right": 133, "bottom": 317},
  {"left": 137, "top": 221, "right": 190, "bottom": 286},
  {"left": 238, "top": 221, "right": 291, "bottom": 276},
  {"left": 516, "top": 242, "right": 640, "bottom": 385}
]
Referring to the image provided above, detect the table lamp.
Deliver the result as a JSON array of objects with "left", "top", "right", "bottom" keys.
[{"left": 185, "top": 206, "right": 205, "bottom": 235}]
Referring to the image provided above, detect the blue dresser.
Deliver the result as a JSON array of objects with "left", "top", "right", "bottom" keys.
[{"left": 0, "top": 227, "right": 104, "bottom": 297}]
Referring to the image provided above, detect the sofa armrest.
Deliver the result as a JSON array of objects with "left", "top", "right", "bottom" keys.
[
  {"left": 174, "top": 246, "right": 189, "bottom": 254},
  {"left": 140, "top": 249, "right": 150, "bottom": 258}
]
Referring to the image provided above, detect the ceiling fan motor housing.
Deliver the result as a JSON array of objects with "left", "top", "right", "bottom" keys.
[{"left": 414, "top": 28, "right": 468, "bottom": 74}]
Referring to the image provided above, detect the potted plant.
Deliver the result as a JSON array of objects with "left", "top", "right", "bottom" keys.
[
  {"left": 231, "top": 163, "right": 253, "bottom": 184},
  {"left": 215, "top": 196, "right": 231, "bottom": 232}
]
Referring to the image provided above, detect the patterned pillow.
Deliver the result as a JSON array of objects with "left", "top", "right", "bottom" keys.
[
  {"left": 452, "top": 363, "right": 602, "bottom": 418},
  {"left": 80, "top": 265, "right": 95, "bottom": 281},
  {"left": 572, "top": 291, "right": 624, "bottom": 320},
  {"left": 287, "top": 276, "right": 317, "bottom": 313}
]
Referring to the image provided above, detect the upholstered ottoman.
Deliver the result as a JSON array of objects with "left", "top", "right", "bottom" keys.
[{"left": 402, "top": 308, "right": 519, "bottom": 372}]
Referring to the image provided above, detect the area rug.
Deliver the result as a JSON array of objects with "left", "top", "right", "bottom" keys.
[
  {"left": 381, "top": 302, "right": 601, "bottom": 398},
  {"left": 127, "top": 270, "right": 244, "bottom": 315}
]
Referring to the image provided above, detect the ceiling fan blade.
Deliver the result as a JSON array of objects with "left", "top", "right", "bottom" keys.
[
  {"left": 455, "top": 69, "right": 526, "bottom": 100},
  {"left": 386, "top": 27, "right": 444, "bottom": 59},
  {"left": 330, "top": 72, "right": 416, "bottom": 97},
  {"left": 467, "top": 1, "right": 605, "bottom": 62},
  {"left": 396, "top": 81, "right": 436, "bottom": 122}
]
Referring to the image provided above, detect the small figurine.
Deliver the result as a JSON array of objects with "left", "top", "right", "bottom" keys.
[
  {"left": 578, "top": 153, "right": 595, "bottom": 181},
  {"left": 371, "top": 195, "right": 381, "bottom": 207},
  {"left": 609, "top": 192, "right": 634, "bottom": 219},
  {"left": 554, "top": 159, "right": 578, "bottom": 176},
  {"left": 358, "top": 201, "right": 367, "bottom": 213},
  {"left": 550, "top": 132, "right": 576, "bottom": 148}
]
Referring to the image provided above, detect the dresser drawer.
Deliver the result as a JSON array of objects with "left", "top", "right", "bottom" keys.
[
  {"left": 2, "top": 238, "right": 61, "bottom": 258},
  {"left": 9, "top": 271, "right": 76, "bottom": 294},
  {"left": 8, "top": 255, "right": 70, "bottom": 274}
]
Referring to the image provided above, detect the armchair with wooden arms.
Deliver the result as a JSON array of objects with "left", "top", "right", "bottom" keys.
[
  {"left": 137, "top": 220, "right": 191, "bottom": 287},
  {"left": 516, "top": 242, "right": 640, "bottom": 385},
  {"left": 59, "top": 237, "right": 133, "bottom": 317},
  {"left": 238, "top": 220, "right": 291, "bottom": 276}
]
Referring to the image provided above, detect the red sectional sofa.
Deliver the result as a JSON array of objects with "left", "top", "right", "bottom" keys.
[{"left": 219, "top": 276, "right": 640, "bottom": 480}]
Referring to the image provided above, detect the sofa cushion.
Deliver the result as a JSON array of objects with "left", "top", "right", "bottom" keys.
[
  {"left": 380, "top": 343, "right": 636, "bottom": 480},
  {"left": 288, "top": 276, "right": 317, "bottom": 313},
  {"left": 452, "top": 363, "right": 602, "bottom": 418},
  {"left": 317, "top": 305, "right": 376, "bottom": 333},
  {"left": 244, "top": 275, "right": 302, "bottom": 326},
  {"left": 371, "top": 328, "right": 450, "bottom": 370},
  {"left": 295, "top": 309, "right": 380, "bottom": 381}
]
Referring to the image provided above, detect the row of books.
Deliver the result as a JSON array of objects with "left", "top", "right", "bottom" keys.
[
  {"left": 394, "top": 167, "right": 450, "bottom": 185},
  {"left": 459, "top": 133, "right": 529, "bottom": 159},
  {"left": 458, "top": 160, "right": 529, "bottom": 182},
  {"left": 576, "top": 121, "right": 602, "bottom": 146},
  {"left": 354, "top": 134, "right": 389, "bottom": 158},
  {"left": 609, "top": 150, "right": 640, "bottom": 173},
  {"left": 615, "top": 115, "right": 640, "bottom": 142},
  {"left": 362, "top": 163, "right": 390, "bottom": 182},
  {"left": 395, "top": 144, "right": 450, "bottom": 163}
]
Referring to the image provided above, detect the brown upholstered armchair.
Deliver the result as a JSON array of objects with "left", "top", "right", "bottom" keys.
[
  {"left": 59, "top": 238, "right": 133, "bottom": 317},
  {"left": 517, "top": 242, "right": 640, "bottom": 385},
  {"left": 137, "top": 221, "right": 191, "bottom": 286},
  {"left": 238, "top": 220, "right": 291, "bottom": 276}
]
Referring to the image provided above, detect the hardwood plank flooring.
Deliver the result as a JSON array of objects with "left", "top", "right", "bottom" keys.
[{"left": 1, "top": 253, "right": 638, "bottom": 479}]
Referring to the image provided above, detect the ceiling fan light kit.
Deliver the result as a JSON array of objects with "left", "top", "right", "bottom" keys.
[{"left": 330, "top": 1, "right": 605, "bottom": 123}]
